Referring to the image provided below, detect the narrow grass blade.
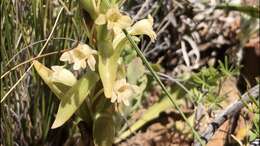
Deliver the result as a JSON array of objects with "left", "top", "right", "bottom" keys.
[
  {"left": 123, "top": 29, "right": 204, "bottom": 145},
  {"left": 216, "top": 4, "right": 260, "bottom": 18}
]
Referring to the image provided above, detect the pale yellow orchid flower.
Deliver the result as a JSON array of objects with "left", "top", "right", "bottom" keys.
[
  {"left": 95, "top": 6, "right": 133, "bottom": 35},
  {"left": 50, "top": 66, "right": 77, "bottom": 86},
  {"left": 111, "top": 78, "right": 139, "bottom": 106},
  {"left": 112, "top": 15, "right": 157, "bottom": 49},
  {"left": 129, "top": 15, "right": 156, "bottom": 42},
  {"left": 60, "top": 43, "right": 97, "bottom": 71}
]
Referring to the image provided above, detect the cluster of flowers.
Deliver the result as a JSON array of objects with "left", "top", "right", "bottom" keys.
[{"left": 47, "top": 5, "right": 156, "bottom": 106}]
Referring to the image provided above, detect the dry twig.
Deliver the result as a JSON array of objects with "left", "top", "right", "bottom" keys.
[{"left": 194, "top": 84, "right": 259, "bottom": 146}]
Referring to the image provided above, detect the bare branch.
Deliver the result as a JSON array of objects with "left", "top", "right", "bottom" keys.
[{"left": 194, "top": 84, "right": 259, "bottom": 146}]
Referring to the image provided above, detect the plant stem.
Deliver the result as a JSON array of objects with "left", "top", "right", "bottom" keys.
[{"left": 123, "top": 29, "right": 204, "bottom": 145}]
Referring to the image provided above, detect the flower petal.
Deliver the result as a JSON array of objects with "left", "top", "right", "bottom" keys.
[
  {"left": 111, "top": 89, "right": 118, "bottom": 101},
  {"left": 117, "top": 15, "right": 133, "bottom": 29},
  {"left": 87, "top": 55, "right": 96, "bottom": 71},
  {"left": 80, "top": 44, "right": 94, "bottom": 55},
  {"left": 80, "top": 60, "right": 87, "bottom": 69},
  {"left": 114, "top": 78, "right": 127, "bottom": 90},
  {"left": 60, "top": 52, "right": 74, "bottom": 63},
  {"left": 111, "top": 95, "right": 117, "bottom": 103},
  {"left": 50, "top": 66, "right": 77, "bottom": 86},
  {"left": 122, "top": 98, "right": 130, "bottom": 106},
  {"left": 91, "top": 49, "right": 98, "bottom": 55},
  {"left": 119, "top": 87, "right": 133, "bottom": 99},
  {"left": 73, "top": 61, "right": 81, "bottom": 70},
  {"left": 129, "top": 15, "right": 156, "bottom": 42},
  {"left": 95, "top": 14, "right": 106, "bottom": 25}
]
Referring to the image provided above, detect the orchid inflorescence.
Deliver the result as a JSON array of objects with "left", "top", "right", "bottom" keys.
[{"left": 33, "top": 0, "right": 156, "bottom": 132}]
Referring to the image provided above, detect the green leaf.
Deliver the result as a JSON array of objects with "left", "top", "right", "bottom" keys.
[
  {"left": 97, "top": 26, "right": 123, "bottom": 98},
  {"left": 127, "top": 57, "right": 145, "bottom": 85},
  {"left": 93, "top": 113, "right": 115, "bottom": 146},
  {"left": 33, "top": 60, "right": 75, "bottom": 100},
  {"left": 98, "top": 52, "right": 119, "bottom": 98},
  {"left": 51, "top": 71, "right": 99, "bottom": 129}
]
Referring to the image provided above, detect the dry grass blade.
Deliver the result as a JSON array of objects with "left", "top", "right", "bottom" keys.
[
  {"left": 5, "top": 37, "right": 78, "bottom": 66},
  {"left": 1, "top": 7, "right": 65, "bottom": 103},
  {"left": 1, "top": 49, "right": 70, "bottom": 80}
]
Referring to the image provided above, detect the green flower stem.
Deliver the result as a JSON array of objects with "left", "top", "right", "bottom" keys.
[
  {"left": 123, "top": 29, "right": 204, "bottom": 146},
  {"left": 216, "top": 4, "right": 259, "bottom": 18}
]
